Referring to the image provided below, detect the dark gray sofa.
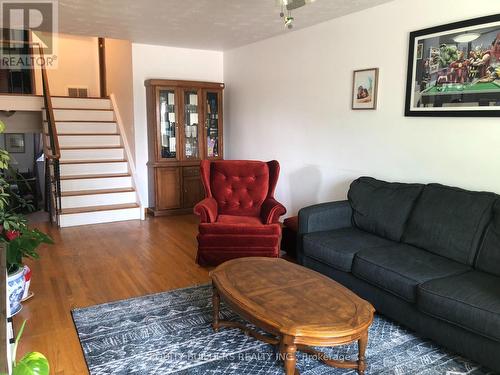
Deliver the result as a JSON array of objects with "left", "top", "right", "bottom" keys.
[{"left": 297, "top": 177, "right": 500, "bottom": 371}]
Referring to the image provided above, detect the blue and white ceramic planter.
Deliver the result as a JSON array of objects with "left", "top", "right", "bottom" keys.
[{"left": 7, "top": 267, "right": 25, "bottom": 317}]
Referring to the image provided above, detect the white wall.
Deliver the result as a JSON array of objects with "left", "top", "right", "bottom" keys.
[
  {"left": 0, "top": 111, "right": 42, "bottom": 133},
  {"left": 224, "top": 0, "right": 500, "bottom": 216},
  {"left": 132, "top": 43, "right": 223, "bottom": 206},
  {"left": 0, "top": 112, "right": 42, "bottom": 173},
  {"left": 0, "top": 133, "right": 35, "bottom": 173},
  {"left": 34, "top": 33, "right": 100, "bottom": 97},
  {"left": 106, "top": 38, "right": 135, "bottom": 157}
]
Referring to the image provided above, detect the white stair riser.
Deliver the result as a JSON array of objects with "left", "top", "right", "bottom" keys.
[
  {"left": 61, "top": 176, "right": 133, "bottom": 192},
  {"left": 57, "top": 135, "right": 121, "bottom": 148},
  {"left": 60, "top": 148, "right": 124, "bottom": 161},
  {"left": 60, "top": 162, "right": 128, "bottom": 176},
  {"left": 50, "top": 97, "right": 112, "bottom": 110},
  {"left": 46, "top": 122, "right": 118, "bottom": 134},
  {"left": 44, "top": 109, "right": 115, "bottom": 122},
  {"left": 61, "top": 191, "right": 136, "bottom": 209},
  {"left": 59, "top": 207, "right": 141, "bottom": 227}
]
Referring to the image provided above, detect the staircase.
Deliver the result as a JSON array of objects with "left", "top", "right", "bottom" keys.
[{"left": 43, "top": 96, "right": 142, "bottom": 227}]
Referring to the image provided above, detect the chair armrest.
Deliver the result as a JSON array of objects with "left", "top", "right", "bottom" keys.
[
  {"left": 260, "top": 198, "right": 287, "bottom": 224},
  {"left": 297, "top": 200, "right": 352, "bottom": 264},
  {"left": 194, "top": 198, "right": 218, "bottom": 223}
]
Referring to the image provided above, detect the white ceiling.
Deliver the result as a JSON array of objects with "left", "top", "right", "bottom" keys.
[{"left": 58, "top": 0, "right": 393, "bottom": 51}]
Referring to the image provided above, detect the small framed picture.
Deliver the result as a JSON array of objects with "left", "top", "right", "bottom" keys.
[
  {"left": 352, "top": 68, "right": 379, "bottom": 110},
  {"left": 5, "top": 133, "right": 25, "bottom": 153},
  {"left": 416, "top": 43, "right": 423, "bottom": 60}
]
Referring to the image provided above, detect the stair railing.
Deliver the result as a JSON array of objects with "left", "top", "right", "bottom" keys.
[
  {"left": 0, "top": 40, "right": 62, "bottom": 225},
  {"left": 37, "top": 44, "right": 61, "bottom": 225}
]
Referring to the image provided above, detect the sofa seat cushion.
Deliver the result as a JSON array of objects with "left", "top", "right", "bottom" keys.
[
  {"left": 348, "top": 177, "right": 424, "bottom": 242},
  {"left": 352, "top": 244, "right": 470, "bottom": 303},
  {"left": 217, "top": 215, "right": 262, "bottom": 226},
  {"left": 303, "top": 227, "right": 397, "bottom": 272},
  {"left": 403, "top": 184, "right": 496, "bottom": 265},
  {"left": 475, "top": 199, "right": 500, "bottom": 277},
  {"left": 418, "top": 271, "right": 500, "bottom": 342}
]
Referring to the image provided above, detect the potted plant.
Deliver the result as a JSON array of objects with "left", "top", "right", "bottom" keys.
[
  {"left": 2, "top": 222, "right": 53, "bottom": 316},
  {"left": 0, "top": 122, "right": 53, "bottom": 316},
  {"left": 9, "top": 320, "right": 49, "bottom": 375}
]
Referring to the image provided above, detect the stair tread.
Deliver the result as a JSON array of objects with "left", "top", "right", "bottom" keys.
[
  {"left": 47, "top": 108, "right": 114, "bottom": 111},
  {"left": 60, "top": 146, "right": 123, "bottom": 150},
  {"left": 44, "top": 121, "right": 117, "bottom": 123},
  {"left": 61, "top": 187, "right": 135, "bottom": 197},
  {"left": 60, "top": 159, "right": 126, "bottom": 164},
  {"left": 48, "top": 133, "right": 119, "bottom": 136},
  {"left": 60, "top": 203, "right": 139, "bottom": 215},
  {"left": 60, "top": 173, "right": 131, "bottom": 180}
]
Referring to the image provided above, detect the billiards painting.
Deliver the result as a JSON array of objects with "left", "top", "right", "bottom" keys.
[{"left": 405, "top": 14, "right": 500, "bottom": 117}]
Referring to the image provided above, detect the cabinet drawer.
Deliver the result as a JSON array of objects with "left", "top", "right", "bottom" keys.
[{"left": 183, "top": 166, "right": 200, "bottom": 177}]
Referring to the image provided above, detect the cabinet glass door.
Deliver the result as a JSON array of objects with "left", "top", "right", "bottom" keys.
[
  {"left": 158, "top": 89, "right": 177, "bottom": 160},
  {"left": 204, "top": 91, "right": 221, "bottom": 159},
  {"left": 183, "top": 90, "right": 201, "bottom": 159}
]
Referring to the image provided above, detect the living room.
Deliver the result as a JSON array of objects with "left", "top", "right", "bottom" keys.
[{"left": 1, "top": 0, "right": 499, "bottom": 374}]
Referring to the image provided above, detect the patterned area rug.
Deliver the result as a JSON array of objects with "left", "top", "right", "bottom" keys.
[{"left": 72, "top": 284, "right": 492, "bottom": 375}]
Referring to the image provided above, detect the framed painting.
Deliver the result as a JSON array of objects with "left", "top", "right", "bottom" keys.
[
  {"left": 405, "top": 14, "right": 500, "bottom": 117},
  {"left": 352, "top": 68, "right": 379, "bottom": 110},
  {"left": 5, "top": 133, "right": 25, "bottom": 153}
]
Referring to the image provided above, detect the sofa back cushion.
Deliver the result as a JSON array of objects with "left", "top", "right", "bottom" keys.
[
  {"left": 210, "top": 161, "right": 269, "bottom": 217},
  {"left": 475, "top": 199, "right": 500, "bottom": 276},
  {"left": 348, "top": 177, "right": 424, "bottom": 241},
  {"left": 403, "top": 184, "right": 495, "bottom": 265}
]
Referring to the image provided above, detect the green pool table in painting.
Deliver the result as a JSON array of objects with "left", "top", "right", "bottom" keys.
[{"left": 420, "top": 80, "right": 500, "bottom": 107}]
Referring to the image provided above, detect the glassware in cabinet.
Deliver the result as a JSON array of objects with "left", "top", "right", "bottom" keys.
[
  {"left": 205, "top": 91, "right": 221, "bottom": 159},
  {"left": 159, "top": 89, "right": 177, "bottom": 160},
  {"left": 183, "top": 90, "right": 200, "bottom": 160}
]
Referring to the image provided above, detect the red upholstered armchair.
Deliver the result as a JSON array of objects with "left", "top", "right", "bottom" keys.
[{"left": 194, "top": 160, "right": 287, "bottom": 266}]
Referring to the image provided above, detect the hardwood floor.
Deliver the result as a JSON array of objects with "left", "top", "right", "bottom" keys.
[{"left": 14, "top": 214, "right": 210, "bottom": 375}]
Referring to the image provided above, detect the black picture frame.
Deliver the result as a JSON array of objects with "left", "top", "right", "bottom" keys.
[
  {"left": 405, "top": 14, "right": 500, "bottom": 117},
  {"left": 5, "top": 133, "right": 25, "bottom": 153}
]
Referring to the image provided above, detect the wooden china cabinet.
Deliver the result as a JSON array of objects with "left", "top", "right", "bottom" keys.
[{"left": 145, "top": 79, "right": 224, "bottom": 216}]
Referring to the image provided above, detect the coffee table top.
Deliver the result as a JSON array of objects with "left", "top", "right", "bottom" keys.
[{"left": 210, "top": 257, "right": 375, "bottom": 340}]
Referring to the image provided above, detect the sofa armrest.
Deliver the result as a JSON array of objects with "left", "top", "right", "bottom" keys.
[
  {"left": 297, "top": 200, "right": 353, "bottom": 264},
  {"left": 260, "top": 198, "right": 287, "bottom": 224},
  {"left": 194, "top": 198, "right": 218, "bottom": 223}
]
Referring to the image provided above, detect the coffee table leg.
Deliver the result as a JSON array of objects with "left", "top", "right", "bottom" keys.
[
  {"left": 357, "top": 331, "right": 368, "bottom": 375},
  {"left": 212, "top": 285, "right": 220, "bottom": 332},
  {"left": 282, "top": 336, "right": 298, "bottom": 375}
]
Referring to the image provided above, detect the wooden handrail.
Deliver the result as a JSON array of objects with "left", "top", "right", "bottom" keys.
[{"left": 37, "top": 44, "right": 60, "bottom": 160}]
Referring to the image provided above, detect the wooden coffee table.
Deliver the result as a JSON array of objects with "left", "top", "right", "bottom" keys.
[{"left": 210, "top": 257, "right": 375, "bottom": 375}]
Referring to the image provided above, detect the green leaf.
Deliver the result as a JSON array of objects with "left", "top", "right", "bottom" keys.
[{"left": 12, "top": 353, "right": 49, "bottom": 375}]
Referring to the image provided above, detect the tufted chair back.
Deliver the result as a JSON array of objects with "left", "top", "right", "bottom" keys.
[{"left": 200, "top": 160, "right": 280, "bottom": 217}]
